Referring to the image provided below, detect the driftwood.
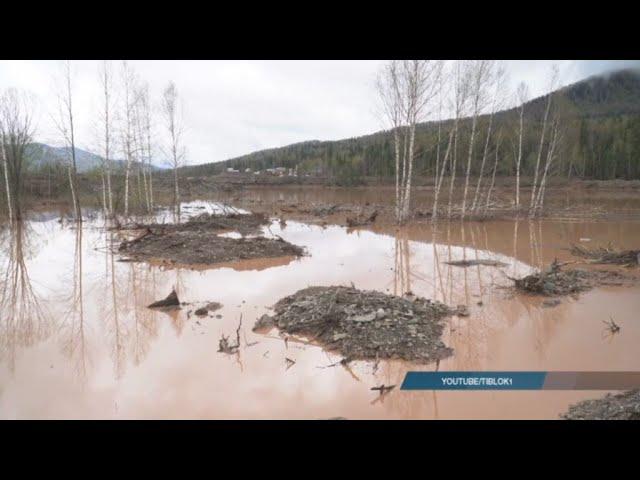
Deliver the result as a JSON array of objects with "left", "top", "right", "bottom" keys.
[
  {"left": 218, "top": 316, "right": 242, "bottom": 354},
  {"left": 371, "top": 384, "right": 396, "bottom": 394}
]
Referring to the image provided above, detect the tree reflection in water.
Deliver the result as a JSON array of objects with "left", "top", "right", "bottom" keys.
[
  {"left": 0, "top": 220, "right": 53, "bottom": 372},
  {"left": 60, "top": 224, "right": 88, "bottom": 382}
]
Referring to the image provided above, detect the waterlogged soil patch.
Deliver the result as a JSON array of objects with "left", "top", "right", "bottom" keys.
[
  {"left": 562, "top": 390, "right": 640, "bottom": 420},
  {"left": 513, "top": 261, "right": 632, "bottom": 296},
  {"left": 119, "top": 230, "right": 304, "bottom": 267},
  {"left": 253, "top": 286, "right": 454, "bottom": 364}
]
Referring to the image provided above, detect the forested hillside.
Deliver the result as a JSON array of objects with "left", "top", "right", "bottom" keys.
[{"left": 181, "top": 69, "right": 640, "bottom": 184}]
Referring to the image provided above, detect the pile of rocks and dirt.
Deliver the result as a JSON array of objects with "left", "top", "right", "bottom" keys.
[
  {"left": 253, "top": 286, "right": 456, "bottom": 364},
  {"left": 120, "top": 229, "right": 304, "bottom": 267},
  {"left": 562, "top": 390, "right": 640, "bottom": 420},
  {"left": 512, "top": 260, "right": 631, "bottom": 296},
  {"left": 569, "top": 243, "right": 640, "bottom": 266}
]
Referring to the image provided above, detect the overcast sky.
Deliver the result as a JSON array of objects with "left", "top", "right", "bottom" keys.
[{"left": 0, "top": 60, "right": 638, "bottom": 166}]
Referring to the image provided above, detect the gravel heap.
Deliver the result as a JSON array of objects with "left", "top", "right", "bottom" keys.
[{"left": 254, "top": 286, "right": 454, "bottom": 364}]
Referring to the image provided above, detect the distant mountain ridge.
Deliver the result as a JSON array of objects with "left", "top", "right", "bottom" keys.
[{"left": 27, "top": 143, "right": 165, "bottom": 173}]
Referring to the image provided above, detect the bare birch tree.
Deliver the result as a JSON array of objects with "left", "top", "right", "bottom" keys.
[
  {"left": 532, "top": 116, "right": 562, "bottom": 215},
  {"left": 377, "top": 60, "right": 443, "bottom": 223},
  {"left": 120, "top": 61, "right": 138, "bottom": 217},
  {"left": 161, "top": 81, "right": 185, "bottom": 218},
  {"left": 0, "top": 89, "right": 35, "bottom": 221},
  {"left": 529, "top": 64, "right": 559, "bottom": 216},
  {"left": 53, "top": 61, "right": 82, "bottom": 221},
  {"left": 431, "top": 69, "right": 451, "bottom": 222},
  {"left": 139, "top": 83, "right": 154, "bottom": 211},
  {"left": 460, "top": 60, "right": 494, "bottom": 219},
  {"left": 133, "top": 82, "right": 155, "bottom": 213},
  {"left": 470, "top": 63, "right": 507, "bottom": 213},
  {"left": 377, "top": 61, "right": 403, "bottom": 221},
  {"left": 98, "top": 60, "right": 115, "bottom": 218},
  {"left": 514, "top": 82, "right": 529, "bottom": 211},
  {"left": 483, "top": 127, "right": 503, "bottom": 216},
  {"left": 446, "top": 61, "right": 471, "bottom": 219},
  {"left": 1, "top": 137, "right": 11, "bottom": 221}
]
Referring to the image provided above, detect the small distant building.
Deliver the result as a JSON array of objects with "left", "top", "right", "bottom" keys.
[{"left": 226, "top": 167, "right": 239, "bottom": 173}]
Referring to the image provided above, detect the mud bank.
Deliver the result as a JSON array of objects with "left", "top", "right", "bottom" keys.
[
  {"left": 254, "top": 286, "right": 455, "bottom": 364},
  {"left": 562, "top": 390, "right": 640, "bottom": 420}
]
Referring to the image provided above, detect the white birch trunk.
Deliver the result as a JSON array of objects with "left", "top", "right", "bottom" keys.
[
  {"left": 1, "top": 139, "right": 12, "bottom": 221},
  {"left": 432, "top": 124, "right": 455, "bottom": 222},
  {"left": 447, "top": 125, "right": 459, "bottom": 219},
  {"left": 471, "top": 112, "right": 494, "bottom": 212},
  {"left": 483, "top": 130, "right": 502, "bottom": 216},
  {"left": 516, "top": 102, "right": 524, "bottom": 210},
  {"left": 529, "top": 90, "right": 553, "bottom": 214},
  {"left": 461, "top": 113, "right": 478, "bottom": 219}
]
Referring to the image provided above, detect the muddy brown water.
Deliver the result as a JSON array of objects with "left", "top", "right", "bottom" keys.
[{"left": 1, "top": 190, "right": 640, "bottom": 419}]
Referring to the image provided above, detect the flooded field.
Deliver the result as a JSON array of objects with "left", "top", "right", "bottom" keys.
[{"left": 1, "top": 188, "right": 640, "bottom": 419}]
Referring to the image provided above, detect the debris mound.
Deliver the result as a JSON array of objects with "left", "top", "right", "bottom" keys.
[
  {"left": 253, "top": 286, "right": 454, "bottom": 364},
  {"left": 562, "top": 390, "right": 640, "bottom": 420},
  {"left": 512, "top": 260, "right": 630, "bottom": 296},
  {"left": 148, "top": 289, "right": 180, "bottom": 309},
  {"left": 569, "top": 243, "right": 640, "bottom": 266},
  {"left": 119, "top": 229, "right": 304, "bottom": 267}
]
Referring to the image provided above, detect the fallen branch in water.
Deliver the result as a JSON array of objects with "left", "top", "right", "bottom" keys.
[
  {"left": 602, "top": 317, "right": 621, "bottom": 334},
  {"left": 371, "top": 384, "right": 396, "bottom": 394},
  {"left": 285, "top": 357, "right": 296, "bottom": 370},
  {"left": 218, "top": 315, "right": 243, "bottom": 354},
  {"left": 317, "top": 357, "right": 352, "bottom": 369}
]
